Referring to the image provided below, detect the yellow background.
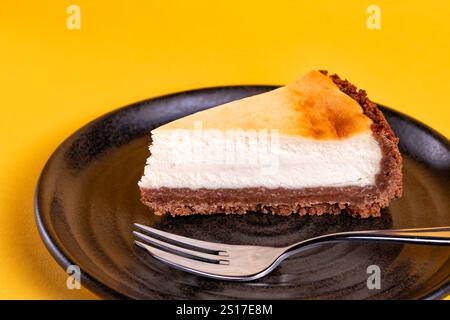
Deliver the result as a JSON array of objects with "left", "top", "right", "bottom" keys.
[{"left": 1, "top": 0, "right": 449, "bottom": 299}]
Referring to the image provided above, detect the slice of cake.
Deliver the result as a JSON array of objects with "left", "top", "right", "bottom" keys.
[{"left": 138, "top": 70, "right": 402, "bottom": 218}]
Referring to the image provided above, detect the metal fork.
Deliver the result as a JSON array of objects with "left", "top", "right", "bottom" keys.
[{"left": 133, "top": 223, "right": 450, "bottom": 281}]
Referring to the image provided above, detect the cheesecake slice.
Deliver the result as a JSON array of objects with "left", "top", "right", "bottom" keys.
[{"left": 138, "top": 70, "right": 402, "bottom": 218}]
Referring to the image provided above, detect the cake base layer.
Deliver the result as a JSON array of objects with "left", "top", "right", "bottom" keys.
[{"left": 140, "top": 185, "right": 390, "bottom": 218}]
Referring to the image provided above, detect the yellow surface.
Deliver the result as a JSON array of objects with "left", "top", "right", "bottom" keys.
[
  {"left": 158, "top": 70, "right": 373, "bottom": 139},
  {"left": 0, "top": 0, "right": 449, "bottom": 299}
]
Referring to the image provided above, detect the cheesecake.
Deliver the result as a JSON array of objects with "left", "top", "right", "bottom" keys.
[{"left": 138, "top": 70, "right": 402, "bottom": 218}]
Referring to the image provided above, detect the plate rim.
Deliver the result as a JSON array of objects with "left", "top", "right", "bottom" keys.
[{"left": 34, "top": 85, "right": 450, "bottom": 300}]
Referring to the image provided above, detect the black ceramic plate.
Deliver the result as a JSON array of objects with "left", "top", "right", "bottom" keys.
[{"left": 35, "top": 86, "right": 450, "bottom": 300}]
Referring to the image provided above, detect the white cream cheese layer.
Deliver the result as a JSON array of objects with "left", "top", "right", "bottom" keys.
[{"left": 139, "top": 130, "right": 382, "bottom": 189}]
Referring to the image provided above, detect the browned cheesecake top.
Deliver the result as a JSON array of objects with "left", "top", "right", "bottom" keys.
[{"left": 155, "top": 70, "right": 373, "bottom": 140}]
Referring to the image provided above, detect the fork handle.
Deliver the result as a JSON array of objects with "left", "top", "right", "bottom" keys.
[{"left": 284, "top": 226, "right": 450, "bottom": 256}]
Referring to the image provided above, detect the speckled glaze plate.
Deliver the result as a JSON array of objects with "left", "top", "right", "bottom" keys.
[{"left": 35, "top": 86, "right": 450, "bottom": 299}]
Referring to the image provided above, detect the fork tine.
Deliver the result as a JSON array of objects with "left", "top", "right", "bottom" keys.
[
  {"left": 135, "top": 241, "right": 232, "bottom": 277},
  {"left": 134, "top": 223, "right": 228, "bottom": 254},
  {"left": 133, "top": 231, "right": 227, "bottom": 263}
]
